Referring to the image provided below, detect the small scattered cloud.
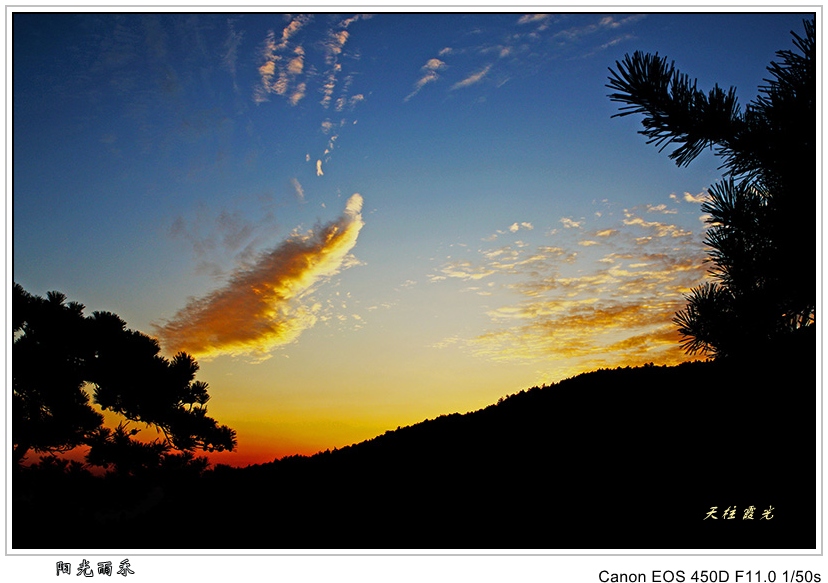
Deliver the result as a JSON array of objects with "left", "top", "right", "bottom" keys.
[
  {"left": 289, "top": 82, "right": 306, "bottom": 106},
  {"left": 156, "top": 194, "right": 365, "bottom": 359},
  {"left": 645, "top": 203, "right": 677, "bottom": 214},
  {"left": 316, "top": 159, "right": 324, "bottom": 176},
  {"left": 683, "top": 190, "right": 710, "bottom": 204},
  {"left": 339, "top": 93, "right": 365, "bottom": 110},
  {"left": 560, "top": 217, "right": 583, "bottom": 229},
  {"left": 287, "top": 47, "right": 304, "bottom": 74},
  {"left": 508, "top": 221, "right": 534, "bottom": 232},
  {"left": 424, "top": 58, "right": 446, "bottom": 71},
  {"left": 485, "top": 221, "right": 534, "bottom": 241},
  {"left": 324, "top": 29, "right": 350, "bottom": 64}
]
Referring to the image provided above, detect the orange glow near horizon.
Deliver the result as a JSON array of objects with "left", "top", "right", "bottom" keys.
[{"left": 26, "top": 195, "right": 714, "bottom": 471}]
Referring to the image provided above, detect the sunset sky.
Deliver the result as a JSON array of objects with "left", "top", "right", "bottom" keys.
[{"left": 13, "top": 11, "right": 814, "bottom": 466}]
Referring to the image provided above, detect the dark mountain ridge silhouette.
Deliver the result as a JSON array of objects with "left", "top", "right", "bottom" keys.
[{"left": 14, "top": 339, "right": 816, "bottom": 550}]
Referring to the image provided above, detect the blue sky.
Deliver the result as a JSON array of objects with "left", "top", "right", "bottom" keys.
[{"left": 13, "top": 11, "right": 815, "bottom": 463}]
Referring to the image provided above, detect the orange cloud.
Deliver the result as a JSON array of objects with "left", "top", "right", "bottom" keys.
[
  {"left": 156, "top": 194, "right": 365, "bottom": 359},
  {"left": 469, "top": 298, "right": 694, "bottom": 381}
]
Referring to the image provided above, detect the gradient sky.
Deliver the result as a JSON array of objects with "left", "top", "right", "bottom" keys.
[{"left": 12, "top": 11, "right": 814, "bottom": 466}]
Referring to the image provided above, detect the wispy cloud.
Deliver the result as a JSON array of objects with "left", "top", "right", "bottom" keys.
[
  {"left": 290, "top": 177, "right": 305, "bottom": 202},
  {"left": 405, "top": 57, "right": 447, "bottom": 101},
  {"left": 320, "top": 63, "right": 342, "bottom": 108},
  {"left": 281, "top": 14, "right": 311, "bottom": 44},
  {"left": 156, "top": 194, "right": 365, "bottom": 359},
  {"left": 430, "top": 260, "right": 497, "bottom": 282},
  {"left": 523, "top": 13, "right": 645, "bottom": 60},
  {"left": 431, "top": 243, "right": 570, "bottom": 283},
  {"left": 337, "top": 93, "right": 365, "bottom": 111},
  {"left": 253, "top": 15, "right": 313, "bottom": 105},
  {"left": 517, "top": 14, "right": 551, "bottom": 26},
  {"left": 253, "top": 30, "right": 278, "bottom": 104},
  {"left": 554, "top": 14, "right": 644, "bottom": 42},
  {"left": 169, "top": 201, "right": 277, "bottom": 279},
  {"left": 451, "top": 64, "right": 492, "bottom": 90},
  {"left": 622, "top": 210, "right": 692, "bottom": 238},
  {"left": 324, "top": 30, "right": 350, "bottom": 64},
  {"left": 645, "top": 203, "right": 677, "bottom": 214},
  {"left": 221, "top": 17, "right": 244, "bottom": 86},
  {"left": 287, "top": 47, "right": 305, "bottom": 74},
  {"left": 319, "top": 15, "right": 366, "bottom": 108}
]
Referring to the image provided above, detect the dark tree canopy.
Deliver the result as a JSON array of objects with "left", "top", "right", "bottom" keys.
[
  {"left": 13, "top": 286, "right": 103, "bottom": 463},
  {"left": 13, "top": 283, "right": 236, "bottom": 471},
  {"left": 607, "top": 19, "right": 815, "bottom": 358}
]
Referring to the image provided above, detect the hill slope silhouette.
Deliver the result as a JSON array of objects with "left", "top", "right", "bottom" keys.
[{"left": 14, "top": 342, "right": 816, "bottom": 550}]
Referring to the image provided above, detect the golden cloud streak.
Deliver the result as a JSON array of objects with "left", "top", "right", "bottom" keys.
[
  {"left": 470, "top": 298, "right": 693, "bottom": 376},
  {"left": 156, "top": 194, "right": 365, "bottom": 359}
]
